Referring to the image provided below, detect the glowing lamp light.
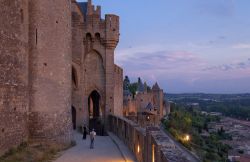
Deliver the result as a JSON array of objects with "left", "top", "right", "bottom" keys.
[
  {"left": 184, "top": 135, "right": 190, "bottom": 141},
  {"left": 152, "top": 144, "right": 155, "bottom": 162},
  {"left": 137, "top": 144, "right": 140, "bottom": 153}
]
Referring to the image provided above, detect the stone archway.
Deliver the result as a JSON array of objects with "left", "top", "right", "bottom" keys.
[
  {"left": 88, "top": 90, "right": 104, "bottom": 135},
  {"left": 71, "top": 106, "right": 76, "bottom": 130}
]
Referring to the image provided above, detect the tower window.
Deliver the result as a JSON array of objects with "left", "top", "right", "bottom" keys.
[
  {"left": 20, "top": 9, "right": 24, "bottom": 23},
  {"left": 95, "top": 33, "right": 101, "bottom": 41},
  {"left": 72, "top": 67, "right": 78, "bottom": 88},
  {"left": 36, "top": 29, "right": 38, "bottom": 45}
]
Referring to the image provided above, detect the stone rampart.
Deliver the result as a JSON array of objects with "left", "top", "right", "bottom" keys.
[{"left": 109, "top": 115, "right": 192, "bottom": 162}]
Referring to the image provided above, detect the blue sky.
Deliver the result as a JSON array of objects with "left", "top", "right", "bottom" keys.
[{"left": 78, "top": 0, "right": 250, "bottom": 93}]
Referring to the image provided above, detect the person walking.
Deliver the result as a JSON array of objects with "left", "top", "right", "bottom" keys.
[
  {"left": 82, "top": 125, "right": 87, "bottom": 140},
  {"left": 90, "top": 129, "right": 96, "bottom": 149}
]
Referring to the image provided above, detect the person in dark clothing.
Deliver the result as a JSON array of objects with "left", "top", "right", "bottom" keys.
[{"left": 82, "top": 125, "right": 87, "bottom": 140}]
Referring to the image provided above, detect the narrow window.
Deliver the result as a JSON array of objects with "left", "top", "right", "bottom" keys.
[
  {"left": 95, "top": 33, "right": 101, "bottom": 39},
  {"left": 35, "top": 29, "right": 38, "bottom": 45},
  {"left": 109, "top": 17, "right": 112, "bottom": 28},
  {"left": 20, "top": 9, "right": 24, "bottom": 23},
  {"left": 72, "top": 67, "right": 77, "bottom": 88}
]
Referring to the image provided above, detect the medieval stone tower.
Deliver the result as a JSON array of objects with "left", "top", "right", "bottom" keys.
[
  {"left": 71, "top": 0, "right": 123, "bottom": 135},
  {"left": 152, "top": 83, "right": 164, "bottom": 116},
  {"left": 0, "top": 0, "right": 123, "bottom": 155},
  {"left": 28, "top": 0, "right": 73, "bottom": 142}
]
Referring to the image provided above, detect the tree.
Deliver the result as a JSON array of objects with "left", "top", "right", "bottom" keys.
[{"left": 128, "top": 83, "right": 138, "bottom": 98}]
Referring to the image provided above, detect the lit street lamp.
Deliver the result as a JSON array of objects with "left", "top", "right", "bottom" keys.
[{"left": 184, "top": 134, "right": 190, "bottom": 142}]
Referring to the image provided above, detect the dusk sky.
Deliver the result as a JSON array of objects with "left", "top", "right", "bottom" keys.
[{"left": 79, "top": 0, "right": 250, "bottom": 93}]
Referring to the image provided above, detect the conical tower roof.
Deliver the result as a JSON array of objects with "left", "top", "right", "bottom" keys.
[
  {"left": 152, "top": 82, "right": 160, "bottom": 91},
  {"left": 137, "top": 77, "right": 144, "bottom": 92}
]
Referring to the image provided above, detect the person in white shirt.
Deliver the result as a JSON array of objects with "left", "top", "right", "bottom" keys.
[{"left": 90, "top": 129, "right": 96, "bottom": 149}]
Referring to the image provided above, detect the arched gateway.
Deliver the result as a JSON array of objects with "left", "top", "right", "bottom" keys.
[{"left": 88, "top": 90, "right": 104, "bottom": 135}]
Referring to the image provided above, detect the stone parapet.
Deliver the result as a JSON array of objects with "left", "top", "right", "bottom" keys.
[{"left": 109, "top": 115, "right": 193, "bottom": 162}]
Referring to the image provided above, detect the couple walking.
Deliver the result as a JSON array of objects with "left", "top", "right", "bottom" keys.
[{"left": 82, "top": 125, "right": 96, "bottom": 149}]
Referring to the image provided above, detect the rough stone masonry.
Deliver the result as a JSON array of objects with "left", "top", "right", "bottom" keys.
[{"left": 0, "top": 0, "right": 123, "bottom": 155}]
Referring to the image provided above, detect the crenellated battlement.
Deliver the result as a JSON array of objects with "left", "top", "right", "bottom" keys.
[
  {"left": 114, "top": 64, "right": 123, "bottom": 76},
  {"left": 85, "top": 0, "right": 101, "bottom": 16},
  {"left": 78, "top": 0, "right": 120, "bottom": 49},
  {"left": 104, "top": 14, "right": 120, "bottom": 49}
]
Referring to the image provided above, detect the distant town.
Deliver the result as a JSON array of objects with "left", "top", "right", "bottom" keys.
[{"left": 164, "top": 93, "right": 250, "bottom": 162}]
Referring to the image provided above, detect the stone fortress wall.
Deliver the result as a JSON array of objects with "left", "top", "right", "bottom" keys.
[
  {"left": 114, "top": 65, "right": 123, "bottom": 116},
  {"left": 109, "top": 115, "right": 192, "bottom": 162},
  {"left": 0, "top": 0, "right": 123, "bottom": 155},
  {"left": 0, "top": 0, "right": 29, "bottom": 155}
]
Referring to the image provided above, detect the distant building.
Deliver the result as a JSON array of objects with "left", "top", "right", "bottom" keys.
[
  {"left": 209, "top": 112, "right": 222, "bottom": 116},
  {"left": 187, "top": 103, "right": 200, "bottom": 109},
  {"left": 201, "top": 111, "right": 209, "bottom": 115},
  {"left": 123, "top": 78, "right": 168, "bottom": 127},
  {"left": 228, "top": 150, "right": 250, "bottom": 162}
]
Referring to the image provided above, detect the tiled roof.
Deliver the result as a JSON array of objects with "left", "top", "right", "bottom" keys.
[{"left": 145, "top": 102, "right": 153, "bottom": 110}]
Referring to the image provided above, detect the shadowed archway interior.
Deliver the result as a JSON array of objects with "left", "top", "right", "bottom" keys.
[{"left": 88, "top": 90, "right": 104, "bottom": 135}]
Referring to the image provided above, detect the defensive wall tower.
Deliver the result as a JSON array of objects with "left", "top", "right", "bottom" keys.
[
  {"left": 77, "top": 0, "right": 120, "bottom": 133},
  {"left": 28, "top": 0, "right": 73, "bottom": 143},
  {"left": 152, "top": 83, "right": 164, "bottom": 117}
]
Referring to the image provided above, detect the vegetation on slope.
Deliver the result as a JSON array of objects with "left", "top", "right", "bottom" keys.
[
  {"left": 0, "top": 141, "right": 75, "bottom": 162},
  {"left": 165, "top": 93, "right": 250, "bottom": 120},
  {"left": 162, "top": 105, "right": 232, "bottom": 162}
]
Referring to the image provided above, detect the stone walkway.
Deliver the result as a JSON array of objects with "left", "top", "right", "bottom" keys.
[{"left": 54, "top": 132, "right": 135, "bottom": 162}]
